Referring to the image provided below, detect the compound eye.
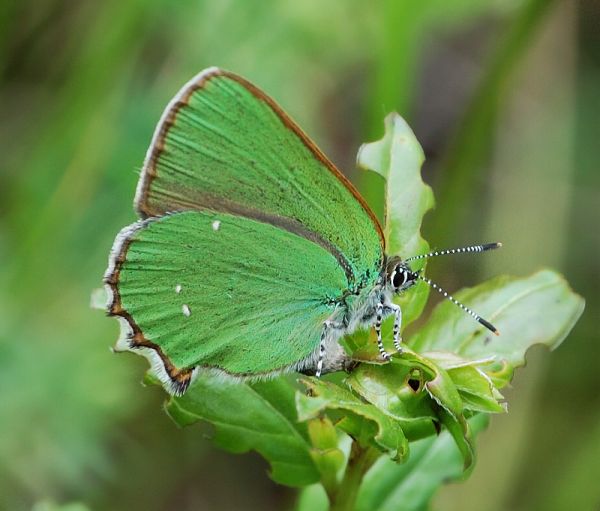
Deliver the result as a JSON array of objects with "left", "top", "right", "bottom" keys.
[{"left": 392, "top": 268, "right": 408, "bottom": 289}]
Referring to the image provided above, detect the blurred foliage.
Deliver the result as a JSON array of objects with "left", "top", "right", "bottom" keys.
[
  {"left": 31, "top": 503, "right": 91, "bottom": 511},
  {"left": 0, "top": 0, "right": 598, "bottom": 510}
]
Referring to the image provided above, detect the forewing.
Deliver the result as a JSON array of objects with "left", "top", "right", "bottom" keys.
[
  {"left": 105, "top": 211, "right": 347, "bottom": 394},
  {"left": 135, "top": 68, "right": 383, "bottom": 287}
]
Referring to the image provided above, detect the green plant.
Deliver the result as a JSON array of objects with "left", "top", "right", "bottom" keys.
[{"left": 158, "top": 114, "right": 583, "bottom": 510}]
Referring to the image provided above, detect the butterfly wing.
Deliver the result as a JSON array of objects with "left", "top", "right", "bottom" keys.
[
  {"left": 105, "top": 210, "right": 348, "bottom": 394},
  {"left": 135, "top": 68, "right": 384, "bottom": 289}
]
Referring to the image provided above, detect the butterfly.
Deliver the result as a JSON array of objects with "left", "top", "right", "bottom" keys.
[{"left": 105, "top": 67, "right": 499, "bottom": 395}]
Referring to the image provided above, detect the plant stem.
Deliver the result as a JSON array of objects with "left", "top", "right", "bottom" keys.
[{"left": 330, "top": 442, "right": 380, "bottom": 511}]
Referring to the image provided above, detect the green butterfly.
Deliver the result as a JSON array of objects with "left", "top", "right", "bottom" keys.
[{"left": 105, "top": 68, "right": 498, "bottom": 395}]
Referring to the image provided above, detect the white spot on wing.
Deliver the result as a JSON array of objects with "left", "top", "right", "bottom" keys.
[
  {"left": 182, "top": 304, "right": 191, "bottom": 317},
  {"left": 212, "top": 220, "right": 221, "bottom": 231},
  {"left": 175, "top": 284, "right": 182, "bottom": 294}
]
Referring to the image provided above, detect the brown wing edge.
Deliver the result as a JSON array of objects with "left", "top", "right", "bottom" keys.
[
  {"left": 133, "top": 66, "right": 385, "bottom": 250},
  {"left": 104, "top": 215, "right": 326, "bottom": 395},
  {"left": 104, "top": 219, "right": 197, "bottom": 395}
]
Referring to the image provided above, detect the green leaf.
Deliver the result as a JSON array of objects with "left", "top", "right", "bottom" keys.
[
  {"left": 448, "top": 366, "right": 504, "bottom": 414},
  {"left": 166, "top": 373, "right": 319, "bottom": 487},
  {"left": 345, "top": 362, "right": 438, "bottom": 442},
  {"left": 424, "top": 352, "right": 505, "bottom": 414},
  {"left": 355, "top": 414, "right": 489, "bottom": 511},
  {"left": 357, "top": 113, "right": 433, "bottom": 259},
  {"left": 306, "top": 417, "right": 347, "bottom": 495},
  {"left": 347, "top": 348, "right": 500, "bottom": 468},
  {"left": 423, "top": 365, "right": 473, "bottom": 470},
  {"left": 393, "top": 350, "right": 475, "bottom": 470},
  {"left": 409, "top": 269, "right": 585, "bottom": 388},
  {"left": 295, "top": 484, "right": 329, "bottom": 511},
  {"left": 357, "top": 113, "right": 434, "bottom": 327},
  {"left": 297, "top": 378, "right": 408, "bottom": 462}
]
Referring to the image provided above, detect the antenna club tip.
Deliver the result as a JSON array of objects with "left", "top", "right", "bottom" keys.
[
  {"left": 494, "top": 329, "right": 500, "bottom": 336},
  {"left": 482, "top": 242, "right": 502, "bottom": 251}
]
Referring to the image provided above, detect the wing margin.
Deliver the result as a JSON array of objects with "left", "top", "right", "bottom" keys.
[{"left": 105, "top": 219, "right": 197, "bottom": 395}]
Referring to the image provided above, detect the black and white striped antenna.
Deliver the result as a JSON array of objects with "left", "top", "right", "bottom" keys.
[
  {"left": 405, "top": 242, "right": 501, "bottom": 263},
  {"left": 408, "top": 242, "right": 502, "bottom": 335},
  {"left": 417, "top": 275, "right": 499, "bottom": 335}
]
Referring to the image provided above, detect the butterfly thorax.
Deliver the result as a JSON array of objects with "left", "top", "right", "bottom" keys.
[
  {"left": 338, "top": 255, "right": 418, "bottom": 334},
  {"left": 344, "top": 284, "right": 393, "bottom": 334}
]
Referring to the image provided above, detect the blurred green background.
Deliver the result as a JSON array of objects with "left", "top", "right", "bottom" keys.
[{"left": 0, "top": 0, "right": 597, "bottom": 510}]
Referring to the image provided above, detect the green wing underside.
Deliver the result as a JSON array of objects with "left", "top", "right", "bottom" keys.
[
  {"left": 137, "top": 69, "right": 383, "bottom": 288},
  {"left": 117, "top": 211, "right": 348, "bottom": 375}
]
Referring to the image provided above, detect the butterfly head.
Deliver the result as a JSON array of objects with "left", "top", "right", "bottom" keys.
[{"left": 385, "top": 257, "right": 419, "bottom": 293}]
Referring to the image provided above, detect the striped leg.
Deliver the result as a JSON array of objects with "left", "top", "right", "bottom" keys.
[
  {"left": 316, "top": 320, "right": 342, "bottom": 377},
  {"left": 316, "top": 341, "right": 326, "bottom": 378},
  {"left": 390, "top": 303, "right": 403, "bottom": 352},
  {"left": 375, "top": 303, "right": 390, "bottom": 361}
]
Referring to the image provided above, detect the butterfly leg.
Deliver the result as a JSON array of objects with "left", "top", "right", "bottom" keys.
[
  {"left": 390, "top": 303, "right": 403, "bottom": 352},
  {"left": 375, "top": 303, "right": 390, "bottom": 361},
  {"left": 316, "top": 320, "right": 343, "bottom": 378}
]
